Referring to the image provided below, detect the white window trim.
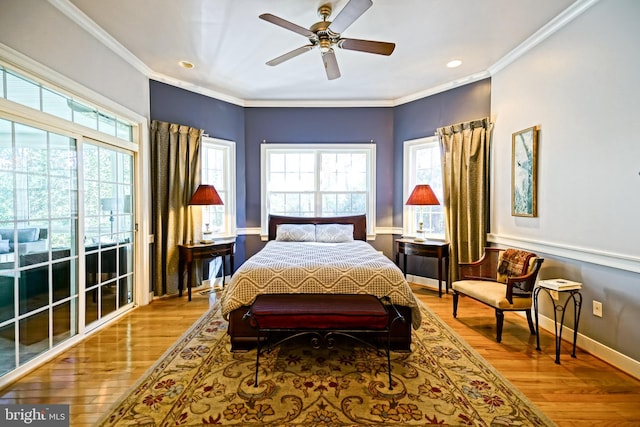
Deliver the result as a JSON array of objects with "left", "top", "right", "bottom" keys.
[
  {"left": 403, "top": 135, "right": 445, "bottom": 240},
  {"left": 202, "top": 136, "right": 236, "bottom": 238},
  {"left": 260, "top": 143, "right": 376, "bottom": 239}
]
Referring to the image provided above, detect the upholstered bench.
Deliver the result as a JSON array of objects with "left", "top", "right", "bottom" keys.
[{"left": 244, "top": 294, "right": 404, "bottom": 389}]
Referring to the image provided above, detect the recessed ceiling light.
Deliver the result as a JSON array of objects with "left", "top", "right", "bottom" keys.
[
  {"left": 179, "top": 60, "right": 195, "bottom": 69},
  {"left": 447, "top": 59, "right": 462, "bottom": 68}
]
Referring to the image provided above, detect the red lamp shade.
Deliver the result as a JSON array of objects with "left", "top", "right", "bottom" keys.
[
  {"left": 188, "top": 184, "right": 223, "bottom": 206},
  {"left": 405, "top": 184, "right": 439, "bottom": 206}
]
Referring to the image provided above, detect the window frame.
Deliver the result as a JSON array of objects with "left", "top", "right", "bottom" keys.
[
  {"left": 261, "top": 143, "right": 376, "bottom": 239},
  {"left": 403, "top": 136, "right": 446, "bottom": 240},
  {"left": 201, "top": 136, "right": 236, "bottom": 238}
]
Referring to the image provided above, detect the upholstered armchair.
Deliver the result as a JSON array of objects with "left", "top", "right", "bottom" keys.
[{"left": 452, "top": 247, "right": 544, "bottom": 343}]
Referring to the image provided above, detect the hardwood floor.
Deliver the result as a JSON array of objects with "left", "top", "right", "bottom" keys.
[{"left": 1, "top": 285, "right": 639, "bottom": 426}]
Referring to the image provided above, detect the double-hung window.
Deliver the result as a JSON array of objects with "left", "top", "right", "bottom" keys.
[
  {"left": 201, "top": 137, "right": 236, "bottom": 238},
  {"left": 403, "top": 136, "right": 445, "bottom": 239},
  {"left": 261, "top": 143, "right": 376, "bottom": 238}
]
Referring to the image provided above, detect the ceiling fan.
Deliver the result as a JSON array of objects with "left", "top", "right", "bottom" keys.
[{"left": 259, "top": 0, "right": 395, "bottom": 80}]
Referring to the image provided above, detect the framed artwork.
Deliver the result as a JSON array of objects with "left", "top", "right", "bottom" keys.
[{"left": 511, "top": 126, "right": 538, "bottom": 217}]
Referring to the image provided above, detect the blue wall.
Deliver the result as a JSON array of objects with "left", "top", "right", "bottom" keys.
[
  {"left": 393, "top": 79, "right": 492, "bottom": 226},
  {"left": 244, "top": 107, "right": 394, "bottom": 227},
  {"left": 149, "top": 78, "right": 491, "bottom": 265}
]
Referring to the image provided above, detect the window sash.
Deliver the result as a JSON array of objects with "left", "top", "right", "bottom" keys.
[
  {"left": 403, "top": 136, "right": 445, "bottom": 239},
  {"left": 261, "top": 144, "right": 376, "bottom": 238},
  {"left": 201, "top": 137, "right": 236, "bottom": 238}
]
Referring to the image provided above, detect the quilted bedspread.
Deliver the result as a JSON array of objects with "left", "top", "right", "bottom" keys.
[{"left": 220, "top": 241, "right": 421, "bottom": 329}]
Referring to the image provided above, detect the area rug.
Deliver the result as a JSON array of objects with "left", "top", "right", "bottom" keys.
[{"left": 97, "top": 301, "right": 556, "bottom": 426}]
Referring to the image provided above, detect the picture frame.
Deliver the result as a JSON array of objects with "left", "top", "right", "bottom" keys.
[{"left": 511, "top": 126, "right": 538, "bottom": 217}]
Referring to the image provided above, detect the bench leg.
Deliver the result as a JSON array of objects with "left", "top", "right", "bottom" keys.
[
  {"left": 452, "top": 292, "right": 459, "bottom": 318},
  {"left": 254, "top": 330, "right": 262, "bottom": 387},
  {"left": 495, "top": 309, "right": 504, "bottom": 343}
]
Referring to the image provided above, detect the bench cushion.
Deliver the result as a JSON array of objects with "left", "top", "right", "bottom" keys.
[
  {"left": 251, "top": 294, "right": 389, "bottom": 330},
  {"left": 452, "top": 280, "right": 532, "bottom": 310}
]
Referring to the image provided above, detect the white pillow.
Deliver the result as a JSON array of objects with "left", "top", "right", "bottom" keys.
[
  {"left": 275, "top": 224, "right": 316, "bottom": 242},
  {"left": 316, "top": 224, "right": 354, "bottom": 243}
]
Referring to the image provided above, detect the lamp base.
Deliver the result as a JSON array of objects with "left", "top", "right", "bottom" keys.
[
  {"left": 200, "top": 239, "right": 215, "bottom": 244},
  {"left": 413, "top": 236, "right": 426, "bottom": 242}
]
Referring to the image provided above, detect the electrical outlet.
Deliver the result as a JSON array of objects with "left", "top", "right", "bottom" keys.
[{"left": 593, "top": 300, "right": 603, "bottom": 318}]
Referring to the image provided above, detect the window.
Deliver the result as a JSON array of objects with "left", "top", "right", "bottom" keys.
[
  {"left": 0, "top": 65, "right": 134, "bottom": 142},
  {"left": 403, "top": 137, "right": 445, "bottom": 239},
  {"left": 201, "top": 137, "right": 235, "bottom": 238},
  {"left": 261, "top": 144, "right": 376, "bottom": 237}
]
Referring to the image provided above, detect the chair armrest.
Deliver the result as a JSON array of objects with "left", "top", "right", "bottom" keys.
[
  {"left": 458, "top": 275, "right": 495, "bottom": 282},
  {"left": 504, "top": 258, "right": 544, "bottom": 303}
]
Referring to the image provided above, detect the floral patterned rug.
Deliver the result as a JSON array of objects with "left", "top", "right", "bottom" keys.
[{"left": 97, "top": 301, "right": 555, "bottom": 426}]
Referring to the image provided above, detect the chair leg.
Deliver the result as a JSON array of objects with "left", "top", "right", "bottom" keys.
[
  {"left": 452, "top": 292, "right": 459, "bottom": 318},
  {"left": 495, "top": 309, "right": 504, "bottom": 343},
  {"left": 526, "top": 309, "right": 536, "bottom": 335}
]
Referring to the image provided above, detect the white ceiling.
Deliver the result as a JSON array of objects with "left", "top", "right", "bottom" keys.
[{"left": 63, "top": 0, "right": 579, "bottom": 105}]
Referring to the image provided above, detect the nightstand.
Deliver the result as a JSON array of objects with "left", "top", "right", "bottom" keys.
[
  {"left": 178, "top": 239, "right": 235, "bottom": 301},
  {"left": 395, "top": 239, "right": 450, "bottom": 297}
]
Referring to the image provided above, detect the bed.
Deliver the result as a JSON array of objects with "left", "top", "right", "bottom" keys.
[{"left": 220, "top": 214, "right": 420, "bottom": 351}]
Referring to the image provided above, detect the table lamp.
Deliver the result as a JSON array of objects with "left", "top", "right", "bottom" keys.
[
  {"left": 405, "top": 184, "right": 440, "bottom": 242},
  {"left": 188, "top": 184, "right": 223, "bottom": 243}
]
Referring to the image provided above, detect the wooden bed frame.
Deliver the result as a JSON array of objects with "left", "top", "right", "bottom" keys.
[{"left": 226, "top": 214, "right": 413, "bottom": 352}]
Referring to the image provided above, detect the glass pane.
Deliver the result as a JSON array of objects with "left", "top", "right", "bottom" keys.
[
  {"left": 19, "top": 310, "right": 50, "bottom": 365},
  {"left": 0, "top": 172, "right": 15, "bottom": 221},
  {"left": 0, "top": 273, "right": 15, "bottom": 322},
  {"left": 6, "top": 71, "right": 40, "bottom": 110},
  {"left": 119, "top": 244, "right": 132, "bottom": 275},
  {"left": 0, "top": 67, "right": 4, "bottom": 99},
  {"left": 101, "top": 283, "right": 117, "bottom": 317},
  {"left": 116, "top": 121, "right": 133, "bottom": 142},
  {"left": 73, "top": 105, "right": 98, "bottom": 130},
  {"left": 85, "top": 288, "right": 98, "bottom": 324},
  {"left": 19, "top": 264, "right": 49, "bottom": 315},
  {"left": 83, "top": 144, "right": 99, "bottom": 181},
  {"left": 85, "top": 250, "right": 98, "bottom": 287},
  {"left": 99, "top": 148, "right": 118, "bottom": 183},
  {"left": 27, "top": 174, "right": 48, "bottom": 221},
  {"left": 0, "top": 118, "right": 12, "bottom": 172},
  {"left": 53, "top": 300, "right": 76, "bottom": 345},
  {"left": 15, "top": 123, "right": 47, "bottom": 174},
  {"left": 0, "top": 323, "right": 15, "bottom": 375},
  {"left": 42, "top": 88, "right": 72, "bottom": 121},
  {"left": 118, "top": 276, "right": 133, "bottom": 306},
  {"left": 52, "top": 259, "right": 73, "bottom": 302},
  {"left": 98, "top": 114, "right": 116, "bottom": 136}
]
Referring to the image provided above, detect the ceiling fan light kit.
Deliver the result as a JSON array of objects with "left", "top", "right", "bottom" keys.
[{"left": 260, "top": 0, "right": 395, "bottom": 80}]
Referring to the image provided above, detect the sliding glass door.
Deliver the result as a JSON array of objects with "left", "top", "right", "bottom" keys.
[
  {"left": 83, "top": 141, "right": 134, "bottom": 326},
  {"left": 0, "top": 119, "right": 135, "bottom": 377}
]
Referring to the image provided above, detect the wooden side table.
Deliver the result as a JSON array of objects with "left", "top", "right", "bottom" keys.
[
  {"left": 395, "top": 239, "right": 450, "bottom": 297},
  {"left": 178, "top": 239, "right": 235, "bottom": 301}
]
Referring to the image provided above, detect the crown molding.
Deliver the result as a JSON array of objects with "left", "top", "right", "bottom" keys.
[
  {"left": 489, "top": 0, "right": 600, "bottom": 76},
  {"left": 48, "top": 0, "right": 152, "bottom": 77},
  {"left": 149, "top": 73, "right": 246, "bottom": 107}
]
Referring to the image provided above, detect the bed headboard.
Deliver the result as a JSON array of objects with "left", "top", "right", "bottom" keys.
[{"left": 268, "top": 214, "right": 367, "bottom": 241}]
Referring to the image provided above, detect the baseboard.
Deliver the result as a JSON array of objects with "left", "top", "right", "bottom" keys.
[
  {"left": 535, "top": 313, "right": 640, "bottom": 380},
  {"left": 410, "top": 274, "right": 640, "bottom": 380}
]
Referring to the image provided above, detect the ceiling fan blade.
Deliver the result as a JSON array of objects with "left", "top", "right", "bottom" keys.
[
  {"left": 338, "top": 38, "right": 395, "bottom": 56},
  {"left": 327, "top": 0, "right": 373, "bottom": 35},
  {"left": 322, "top": 50, "right": 341, "bottom": 80},
  {"left": 266, "top": 45, "right": 315, "bottom": 66},
  {"left": 259, "top": 13, "right": 315, "bottom": 39}
]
